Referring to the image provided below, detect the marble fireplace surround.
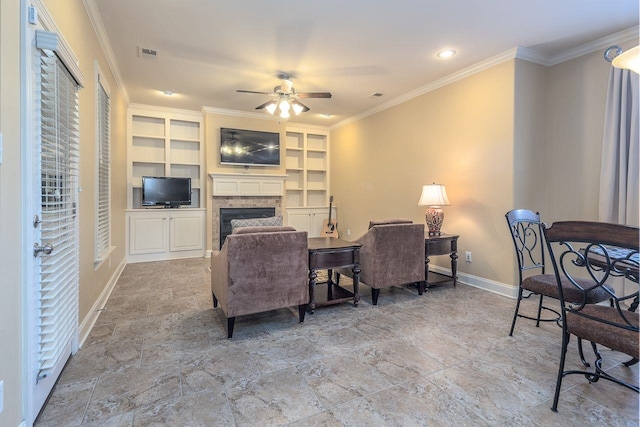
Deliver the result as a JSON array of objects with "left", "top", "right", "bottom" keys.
[{"left": 210, "top": 173, "right": 287, "bottom": 250}]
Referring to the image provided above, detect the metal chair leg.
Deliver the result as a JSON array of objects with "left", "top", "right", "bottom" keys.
[
  {"left": 551, "top": 330, "right": 570, "bottom": 412},
  {"left": 535, "top": 294, "right": 544, "bottom": 327},
  {"left": 509, "top": 288, "right": 524, "bottom": 336}
]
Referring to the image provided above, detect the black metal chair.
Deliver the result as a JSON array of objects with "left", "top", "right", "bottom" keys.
[
  {"left": 543, "top": 221, "right": 639, "bottom": 412},
  {"left": 505, "top": 210, "right": 613, "bottom": 338}
]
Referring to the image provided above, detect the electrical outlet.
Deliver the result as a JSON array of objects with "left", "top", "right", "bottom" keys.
[
  {"left": 465, "top": 251, "right": 472, "bottom": 263},
  {"left": 347, "top": 228, "right": 351, "bottom": 236}
]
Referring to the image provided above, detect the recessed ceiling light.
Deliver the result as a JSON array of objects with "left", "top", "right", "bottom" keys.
[
  {"left": 162, "top": 90, "right": 174, "bottom": 96},
  {"left": 320, "top": 113, "right": 332, "bottom": 118},
  {"left": 437, "top": 49, "right": 456, "bottom": 59}
]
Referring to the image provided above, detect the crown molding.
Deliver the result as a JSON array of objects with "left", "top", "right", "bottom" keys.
[
  {"left": 201, "top": 106, "right": 281, "bottom": 121},
  {"left": 129, "top": 103, "right": 203, "bottom": 118},
  {"left": 331, "top": 47, "right": 521, "bottom": 130},
  {"left": 547, "top": 26, "right": 639, "bottom": 66},
  {"left": 332, "top": 26, "right": 639, "bottom": 131},
  {"left": 82, "top": 0, "right": 130, "bottom": 105}
]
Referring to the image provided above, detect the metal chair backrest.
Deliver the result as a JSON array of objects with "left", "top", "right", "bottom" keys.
[
  {"left": 543, "top": 221, "right": 639, "bottom": 323},
  {"left": 505, "top": 209, "right": 546, "bottom": 281}
]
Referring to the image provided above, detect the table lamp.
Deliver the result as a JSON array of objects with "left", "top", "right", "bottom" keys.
[{"left": 418, "top": 183, "right": 450, "bottom": 236}]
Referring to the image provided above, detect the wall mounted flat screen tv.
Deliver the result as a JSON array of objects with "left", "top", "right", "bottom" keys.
[
  {"left": 142, "top": 176, "right": 191, "bottom": 208},
  {"left": 220, "top": 127, "right": 280, "bottom": 167}
]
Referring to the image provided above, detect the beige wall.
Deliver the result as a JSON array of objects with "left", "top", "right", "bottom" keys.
[
  {"left": 331, "top": 61, "right": 517, "bottom": 285},
  {"left": 43, "top": 0, "right": 128, "bottom": 322},
  {"left": 513, "top": 59, "right": 548, "bottom": 212},
  {"left": 203, "top": 112, "right": 291, "bottom": 252},
  {"left": 544, "top": 40, "right": 637, "bottom": 223},
  {"left": 0, "top": 2, "right": 25, "bottom": 426},
  {"left": 0, "top": 1, "right": 127, "bottom": 424}
]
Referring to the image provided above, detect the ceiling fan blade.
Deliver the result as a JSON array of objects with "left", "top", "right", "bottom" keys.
[
  {"left": 236, "top": 89, "right": 272, "bottom": 95},
  {"left": 297, "top": 92, "right": 332, "bottom": 99},
  {"left": 255, "top": 100, "right": 276, "bottom": 110}
]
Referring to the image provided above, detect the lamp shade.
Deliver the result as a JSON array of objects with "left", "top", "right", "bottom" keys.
[
  {"left": 418, "top": 184, "right": 450, "bottom": 207},
  {"left": 612, "top": 46, "right": 640, "bottom": 74}
]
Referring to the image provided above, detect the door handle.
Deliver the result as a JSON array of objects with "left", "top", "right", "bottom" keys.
[{"left": 34, "top": 243, "right": 54, "bottom": 257}]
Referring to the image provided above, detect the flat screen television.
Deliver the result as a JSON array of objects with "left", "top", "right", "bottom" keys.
[
  {"left": 220, "top": 127, "right": 280, "bottom": 167},
  {"left": 142, "top": 176, "right": 191, "bottom": 208}
]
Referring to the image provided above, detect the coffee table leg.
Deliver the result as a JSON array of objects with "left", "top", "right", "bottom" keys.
[
  {"left": 450, "top": 239, "right": 458, "bottom": 287},
  {"left": 425, "top": 256, "right": 430, "bottom": 289},
  {"left": 351, "top": 264, "right": 361, "bottom": 307},
  {"left": 308, "top": 268, "right": 317, "bottom": 314},
  {"left": 326, "top": 268, "right": 334, "bottom": 301}
]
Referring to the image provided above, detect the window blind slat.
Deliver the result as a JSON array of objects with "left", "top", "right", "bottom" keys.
[{"left": 36, "top": 47, "right": 79, "bottom": 379}]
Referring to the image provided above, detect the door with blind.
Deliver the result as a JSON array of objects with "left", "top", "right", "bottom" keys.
[{"left": 29, "top": 31, "right": 81, "bottom": 421}]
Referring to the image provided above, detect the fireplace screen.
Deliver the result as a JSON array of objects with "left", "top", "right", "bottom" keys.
[{"left": 220, "top": 207, "right": 276, "bottom": 247}]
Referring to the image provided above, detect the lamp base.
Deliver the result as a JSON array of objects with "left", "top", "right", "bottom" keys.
[{"left": 425, "top": 207, "right": 445, "bottom": 236}]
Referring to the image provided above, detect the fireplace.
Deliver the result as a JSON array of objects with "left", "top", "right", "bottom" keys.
[
  {"left": 219, "top": 207, "right": 276, "bottom": 248},
  {"left": 210, "top": 173, "right": 287, "bottom": 250}
]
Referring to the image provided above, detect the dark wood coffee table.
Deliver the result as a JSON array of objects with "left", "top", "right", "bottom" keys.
[{"left": 308, "top": 237, "right": 361, "bottom": 313}]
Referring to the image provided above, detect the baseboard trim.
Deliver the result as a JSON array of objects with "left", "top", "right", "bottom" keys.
[
  {"left": 78, "top": 257, "right": 126, "bottom": 348},
  {"left": 429, "top": 265, "right": 517, "bottom": 299}
]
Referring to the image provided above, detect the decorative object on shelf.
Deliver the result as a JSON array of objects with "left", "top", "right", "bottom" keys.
[
  {"left": 604, "top": 45, "right": 640, "bottom": 74},
  {"left": 237, "top": 74, "right": 332, "bottom": 120},
  {"left": 418, "top": 183, "right": 450, "bottom": 236}
]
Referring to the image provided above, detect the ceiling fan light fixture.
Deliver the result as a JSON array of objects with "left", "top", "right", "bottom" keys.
[
  {"left": 279, "top": 99, "right": 290, "bottom": 112},
  {"left": 265, "top": 101, "right": 277, "bottom": 115},
  {"left": 292, "top": 101, "right": 304, "bottom": 115},
  {"left": 279, "top": 109, "right": 290, "bottom": 119}
]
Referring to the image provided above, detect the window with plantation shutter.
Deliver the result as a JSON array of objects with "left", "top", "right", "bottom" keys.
[{"left": 95, "top": 68, "right": 111, "bottom": 264}]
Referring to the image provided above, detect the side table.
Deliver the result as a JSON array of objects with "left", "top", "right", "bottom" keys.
[
  {"left": 424, "top": 232, "right": 459, "bottom": 288},
  {"left": 307, "top": 237, "right": 361, "bottom": 313}
]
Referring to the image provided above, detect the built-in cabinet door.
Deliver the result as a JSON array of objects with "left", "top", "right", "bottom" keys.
[
  {"left": 126, "top": 209, "right": 206, "bottom": 262},
  {"left": 170, "top": 214, "right": 204, "bottom": 252},
  {"left": 287, "top": 209, "right": 314, "bottom": 235},
  {"left": 129, "top": 215, "right": 167, "bottom": 254},
  {"left": 287, "top": 207, "right": 336, "bottom": 238}
]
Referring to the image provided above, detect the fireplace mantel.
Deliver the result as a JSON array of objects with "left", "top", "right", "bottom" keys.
[{"left": 209, "top": 173, "right": 287, "bottom": 197}]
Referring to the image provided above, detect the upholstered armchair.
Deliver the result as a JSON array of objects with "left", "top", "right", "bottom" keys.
[
  {"left": 336, "top": 219, "right": 426, "bottom": 305},
  {"left": 211, "top": 226, "right": 309, "bottom": 338}
]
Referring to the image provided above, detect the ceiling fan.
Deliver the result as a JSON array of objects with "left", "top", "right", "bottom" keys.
[{"left": 237, "top": 74, "right": 331, "bottom": 119}]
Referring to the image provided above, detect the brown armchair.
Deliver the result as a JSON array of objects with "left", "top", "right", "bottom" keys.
[
  {"left": 336, "top": 219, "right": 426, "bottom": 305},
  {"left": 211, "top": 226, "right": 309, "bottom": 338}
]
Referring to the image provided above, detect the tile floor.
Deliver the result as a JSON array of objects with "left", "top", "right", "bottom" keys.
[{"left": 35, "top": 258, "right": 638, "bottom": 426}]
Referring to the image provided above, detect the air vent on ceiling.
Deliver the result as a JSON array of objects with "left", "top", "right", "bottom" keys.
[
  {"left": 137, "top": 46, "right": 159, "bottom": 58},
  {"left": 369, "top": 92, "right": 384, "bottom": 98}
]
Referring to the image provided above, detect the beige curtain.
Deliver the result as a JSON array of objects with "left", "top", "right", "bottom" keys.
[{"left": 598, "top": 68, "right": 639, "bottom": 226}]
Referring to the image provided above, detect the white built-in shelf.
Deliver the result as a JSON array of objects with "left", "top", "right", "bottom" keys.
[
  {"left": 284, "top": 127, "right": 330, "bottom": 208},
  {"left": 127, "top": 106, "right": 204, "bottom": 210}
]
